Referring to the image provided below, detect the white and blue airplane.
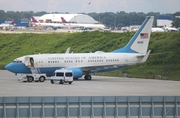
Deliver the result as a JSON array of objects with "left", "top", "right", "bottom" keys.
[{"left": 5, "top": 16, "right": 154, "bottom": 80}]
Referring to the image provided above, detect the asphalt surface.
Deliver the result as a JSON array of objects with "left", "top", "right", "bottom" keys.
[{"left": 0, "top": 70, "right": 180, "bottom": 96}]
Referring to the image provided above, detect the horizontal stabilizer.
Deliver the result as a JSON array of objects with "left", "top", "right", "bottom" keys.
[{"left": 140, "top": 50, "right": 151, "bottom": 63}]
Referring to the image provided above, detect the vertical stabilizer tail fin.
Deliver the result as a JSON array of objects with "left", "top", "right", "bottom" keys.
[
  {"left": 112, "top": 16, "right": 154, "bottom": 54},
  {"left": 11, "top": 19, "right": 15, "bottom": 25},
  {"left": 31, "top": 17, "right": 38, "bottom": 22},
  {"left": 61, "top": 17, "right": 68, "bottom": 23}
]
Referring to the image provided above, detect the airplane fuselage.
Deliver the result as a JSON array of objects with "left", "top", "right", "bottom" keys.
[
  {"left": 6, "top": 52, "right": 144, "bottom": 77},
  {"left": 70, "top": 23, "right": 106, "bottom": 29},
  {"left": 23, "top": 52, "right": 143, "bottom": 68}
]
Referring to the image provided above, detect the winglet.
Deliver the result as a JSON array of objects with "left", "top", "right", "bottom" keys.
[{"left": 65, "top": 47, "right": 70, "bottom": 54}]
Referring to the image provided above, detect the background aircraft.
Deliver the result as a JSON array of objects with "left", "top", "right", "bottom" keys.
[
  {"left": 61, "top": 17, "right": 106, "bottom": 29},
  {"left": 31, "top": 17, "right": 67, "bottom": 28},
  {"left": 5, "top": 16, "right": 154, "bottom": 80},
  {"left": 151, "top": 27, "right": 165, "bottom": 32},
  {"left": 31, "top": 17, "right": 106, "bottom": 30},
  {"left": 165, "top": 27, "right": 178, "bottom": 32}
]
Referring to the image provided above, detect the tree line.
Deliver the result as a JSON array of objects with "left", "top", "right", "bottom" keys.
[{"left": 0, "top": 10, "right": 180, "bottom": 28}]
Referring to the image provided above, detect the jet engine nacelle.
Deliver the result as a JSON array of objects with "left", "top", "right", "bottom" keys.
[{"left": 66, "top": 68, "right": 83, "bottom": 79}]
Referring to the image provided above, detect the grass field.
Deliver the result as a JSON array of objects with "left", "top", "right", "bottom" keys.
[{"left": 0, "top": 31, "right": 180, "bottom": 80}]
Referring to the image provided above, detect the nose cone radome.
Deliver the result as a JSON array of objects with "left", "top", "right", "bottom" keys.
[
  {"left": 5, "top": 62, "right": 31, "bottom": 74},
  {"left": 5, "top": 62, "right": 18, "bottom": 73}
]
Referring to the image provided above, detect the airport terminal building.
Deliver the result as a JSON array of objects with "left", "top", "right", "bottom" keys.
[
  {"left": 157, "top": 16, "right": 173, "bottom": 28},
  {"left": 36, "top": 14, "right": 99, "bottom": 24}
]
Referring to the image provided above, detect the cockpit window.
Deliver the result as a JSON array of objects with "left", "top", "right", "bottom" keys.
[{"left": 13, "top": 60, "right": 22, "bottom": 63}]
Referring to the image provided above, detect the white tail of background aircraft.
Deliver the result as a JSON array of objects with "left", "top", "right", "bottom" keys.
[{"left": 5, "top": 16, "right": 154, "bottom": 80}]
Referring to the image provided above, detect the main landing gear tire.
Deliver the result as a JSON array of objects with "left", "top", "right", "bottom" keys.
[
  {"left": 59, "top": 80, "right": 64, "bottom": 84},
  {"left": 73, "top": 78, "right": 78, "bottom": 80},
  {"left": 27, "top": 76, "right": 34, "bottom": 82},
  {"left": 51, "top": 80, "right": 54, "bottom": 84},
  {"left": 84, "top": 75, "right": 92, "bottom": 80},
  {"left": 39, "top": 76, "right": 45, "bottom": 82}
]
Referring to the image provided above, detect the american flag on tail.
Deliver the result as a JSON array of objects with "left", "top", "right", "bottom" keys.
[{"left": 140, "top": 33, "right": 148, "bottom": 39}]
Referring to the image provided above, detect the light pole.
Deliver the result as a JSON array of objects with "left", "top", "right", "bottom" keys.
[
  {"left": 99, "top": 16, "right": 101, "bottom": 23},
  {"left": 114, "top": 15, "right": 116, "bottom": 30}
]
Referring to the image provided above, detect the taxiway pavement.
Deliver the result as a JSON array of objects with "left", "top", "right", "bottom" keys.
[{"left": 0, "top": 70, "right": 180, "bottom": 96}]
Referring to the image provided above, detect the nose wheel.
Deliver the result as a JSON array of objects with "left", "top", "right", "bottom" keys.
[{"left": 84, "top": 75, "right": 92, "bottom": 80}]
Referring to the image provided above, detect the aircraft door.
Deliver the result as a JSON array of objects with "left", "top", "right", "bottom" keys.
[
  {"left": 24, "top": 57, "right": 34, "bottom": 67},
  {"left": 24, "top": 57, "right": 30, "bottom": 67},
  {"left": 30, "top": 57, "right": 34, "bottom": 67}
]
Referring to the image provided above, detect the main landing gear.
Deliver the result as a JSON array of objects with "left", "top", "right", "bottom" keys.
[{"left": 84, "top": 75, "right": 92, "bottom": 80}]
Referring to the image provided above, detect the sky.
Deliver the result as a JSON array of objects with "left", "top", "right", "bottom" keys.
[{"left": 0, "top": 0, "right": 180, "bottom": 14}]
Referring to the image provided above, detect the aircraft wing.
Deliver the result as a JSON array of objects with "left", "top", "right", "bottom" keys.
[
  {"left": 80, "top": 65, "right": 118, "bottom": 71},
  {"left": 76, "top": 63, "right": 137, "bottom": 73},
  {"left": 78, "top": 51, "right": 151, "bottom": 72}
]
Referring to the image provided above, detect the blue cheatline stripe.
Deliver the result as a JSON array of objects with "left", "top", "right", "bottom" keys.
[
  {"left": 8, "top": 62, "right": 128, "bottom": 77},
  {"left": 37, "top": 66, "right": 128, "bottom": 76},
  {"left": 5, "top": 62, "right": 61, "bottom": 77},
  {"left": 39, "top": 68, "right": 61, "bottom": 76},
  {"left": 111, "top": 16, "right": 151, "bottom": 53}
]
